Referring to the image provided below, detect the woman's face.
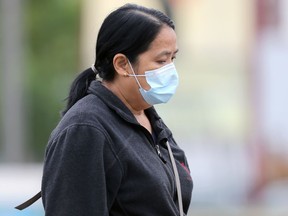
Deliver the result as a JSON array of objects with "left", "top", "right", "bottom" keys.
[
  {"left": 110, "top": 25, "right": 178, "bottom": 111},
  {"left": 131, "top": 25, "right": 178, "bottom": 91}
]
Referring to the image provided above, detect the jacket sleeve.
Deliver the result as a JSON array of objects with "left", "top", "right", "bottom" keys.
[{"left": 41, "top": 124, "right": 121, "bottom": 216}]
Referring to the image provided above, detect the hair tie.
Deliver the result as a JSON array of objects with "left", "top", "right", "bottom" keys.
[
  {"left": 91, "top": 64, "right": 103, "bottom": 81},
  {"left": 91, "top": 64, "right": 97, "bottom": 74}
]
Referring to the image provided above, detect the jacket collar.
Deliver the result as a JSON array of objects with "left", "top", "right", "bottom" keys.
[
  {"left": 88, "top": 80, "right": 136, "bottom": 123},
  {"left": 88, "top": 80, "right": 172, "bottom": 144}
]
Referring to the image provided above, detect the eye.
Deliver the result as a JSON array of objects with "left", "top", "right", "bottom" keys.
[
  {"left": 172, "top": 56, "right": 176, "bottom": 61},
  {"left": 157, "top": 60, "right": 167, "bottom": 65}
]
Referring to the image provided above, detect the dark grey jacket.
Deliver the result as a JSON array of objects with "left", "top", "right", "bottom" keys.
[{"left": 42, "top": 80, "right": 193, "bottom": 216}]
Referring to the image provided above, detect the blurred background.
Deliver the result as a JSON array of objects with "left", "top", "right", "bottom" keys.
[{"left": 1, "top": 0, "right": 288, "bottom": 215}]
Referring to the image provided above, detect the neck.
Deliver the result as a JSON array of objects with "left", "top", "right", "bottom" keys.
[
  {"left": 102, "top": 81, "right": 143, "bottom": 115},
  {"left": 102, "top": 81, "right": 152, "bottom": 133}
]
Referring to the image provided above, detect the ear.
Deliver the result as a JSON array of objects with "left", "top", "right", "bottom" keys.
[{"left": 113, "top": 54, "right": 129, "bottom": 77}]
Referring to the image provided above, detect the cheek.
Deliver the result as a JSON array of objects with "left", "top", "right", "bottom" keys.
[
  {"left": 124, "top": 76, "right": 146, "bottom": 93},
  {"left": 135, "top": 66, "right": 152, "bottom": 90},
  {"left": 138, "top": 77, "right": 151, "bottom": 90}
]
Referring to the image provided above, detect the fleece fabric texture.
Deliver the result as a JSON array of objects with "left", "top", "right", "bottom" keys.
[{"left": 42, "top": 80, "right": 193, "bottom": 216}]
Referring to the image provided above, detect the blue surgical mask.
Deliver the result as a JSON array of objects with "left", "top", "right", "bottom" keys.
[{"left": 128, "top": 61, "right": 179, "bottom": 105}]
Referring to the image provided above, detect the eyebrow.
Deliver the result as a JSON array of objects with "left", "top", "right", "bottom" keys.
[{"left": 156, "top": 49, "right": 179, "bottom": 58}]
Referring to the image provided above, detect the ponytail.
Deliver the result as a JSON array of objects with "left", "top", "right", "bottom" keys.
[{"left": 62, "top": 68, "right": 96, "bottom": 116}]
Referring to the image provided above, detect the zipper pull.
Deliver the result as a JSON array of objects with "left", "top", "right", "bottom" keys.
[
  {"left": 155, "top": 145, "right": 167, "bottom": 163},
  {"left": 155, "top": 144, "right": 161, "bottom": 156}
]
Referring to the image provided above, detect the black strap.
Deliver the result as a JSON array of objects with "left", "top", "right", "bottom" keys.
[{"left": 15, "top": 191, "right": 42, "bottom": 210}]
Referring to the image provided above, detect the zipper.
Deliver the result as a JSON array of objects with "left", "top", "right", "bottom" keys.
[
  {"left": 155, "top": 144, "right": 167, "bottom": 163},
  {"left": 135, "top": 123, "right": 167, "bottom": 163}
]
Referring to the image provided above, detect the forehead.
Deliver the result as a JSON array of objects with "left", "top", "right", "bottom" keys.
[{"left": 147, "top": 26, "right": 178, "bottom": 55}]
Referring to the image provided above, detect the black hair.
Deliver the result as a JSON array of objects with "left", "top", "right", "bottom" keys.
[{"left": 62, "top": 3, "right": 175, "bottom": 115}]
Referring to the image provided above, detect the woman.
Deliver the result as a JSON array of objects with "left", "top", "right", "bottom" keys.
[{"left": 42, "top": 3, "right": 192, "bottom": 215}]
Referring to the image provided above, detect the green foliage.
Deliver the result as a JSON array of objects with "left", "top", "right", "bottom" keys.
[{"left": 25, "top": 0, "right": 80, "bottom": 160}]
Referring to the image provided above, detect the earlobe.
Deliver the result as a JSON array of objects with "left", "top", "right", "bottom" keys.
[
  {"left": 113, "top": 54, "right": 129, "bottom": 76},
  {"left": 123, "top": 72, "right": 129, "bottom": 77}
]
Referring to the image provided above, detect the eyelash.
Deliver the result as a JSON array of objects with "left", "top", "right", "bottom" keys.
[{"left": 158, "top": 56, "right": 176, "bottom": 64}]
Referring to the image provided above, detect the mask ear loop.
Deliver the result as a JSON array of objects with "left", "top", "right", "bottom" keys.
[{"left": 127, "top": 60, "right": 145, "bottom": 89}]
